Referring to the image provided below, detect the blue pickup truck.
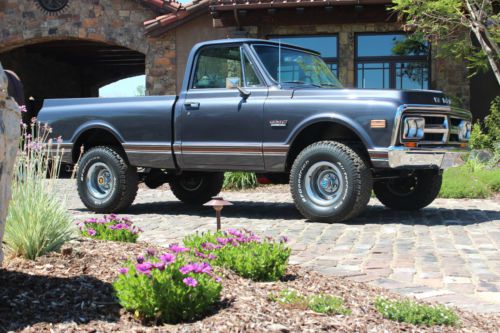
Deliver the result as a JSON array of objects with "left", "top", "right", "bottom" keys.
[{"left": 38, "top": 38, "right": 472, "bottom": 222}]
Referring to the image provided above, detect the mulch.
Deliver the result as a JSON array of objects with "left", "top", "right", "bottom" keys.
[{"left": 1, "top": 239, "right": 498, "bottom": 333}]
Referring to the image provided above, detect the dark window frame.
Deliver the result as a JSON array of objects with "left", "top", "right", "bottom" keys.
[
  {"left": 189, "top": 44, "right": 265, "bottom": 90},
  {"left": 354, "top": 32, "right": 432, "bottom": 90},
  {"left": 267, "top": 34, "right": 339, "bottom": 76}
]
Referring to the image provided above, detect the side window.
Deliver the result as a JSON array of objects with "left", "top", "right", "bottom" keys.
[
  {"left": 192, "top": 46, "right": 242, "bottom": 89},
  {"left": 242, "top": 52, "right": 262, "bottom": 87}
]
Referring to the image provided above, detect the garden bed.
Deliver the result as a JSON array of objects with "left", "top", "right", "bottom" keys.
[{"left": 1, "top": 238, "right": 498, "bottom": 333}]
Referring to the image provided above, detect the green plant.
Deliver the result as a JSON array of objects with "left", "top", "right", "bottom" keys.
[
  {"left": 470, "top": 96, "right": 500, "bottom": 151},
  {"left": 374, "top": 297, "right": 459, "bottom": 326},
  {"left": 223, "top": 172, "right": 258, "bottom": 190},
  {"left": 183, "top": 229, "right": 291, "bottom": 281},
  {"left": 269, "top": 289, "right": 351, "bottom": 315},
  {"left": 5, "top": 120, "right": 73, "bottom": 260},
  {"left": 77, "top": 215, "right": 141, "bottom": 243},
  {"left": 113, "top": 247, "right": 222, "bottom": 324},
  {"left": 440, "top": 164, "right": 500, "bottom": 198}
]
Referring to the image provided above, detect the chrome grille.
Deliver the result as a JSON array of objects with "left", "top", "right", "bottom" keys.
[{"left": 400, "top": 113, "right": 466, "bottom": 146}]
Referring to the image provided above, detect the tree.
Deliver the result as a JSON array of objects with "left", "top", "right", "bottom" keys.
[
  {"left": 391, "top": 0, "right": 500, "bottom": 85},
  {"left": 135, "top": 84, "right": 146, "bottom": 96}
]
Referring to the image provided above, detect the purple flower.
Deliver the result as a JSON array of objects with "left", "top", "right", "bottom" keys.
[
  {"left": 84, "top": 218, "right": 97, "bottom": 223},
  {"left": 154, "top": 262, "right": 165, "bottom": 271},
  {"left": 87, "top": 229, "right": 96, "bottom": 236},
  {"left": 183, "top": 277, "right": 198, "bottom": 287},
  {"left": 19, "top": 105, "right": 27, "bottom": 113},
  {"left": 137, "top": 255, "right": 145, "bottom": 264},
  {"left": 279, "top": 236, "right": 289, "bottom": 243},
  {"left": 201, "top": 242, "right": 221, "bottom": 250},
  {"left": 159, "top": 253, "right": 176, "bottom": 264},
  {"left": 136, "top": 262, "right": 153, "bottom": 275},
  {"left": 169, "top": 243, "right": 190, "bottom": 253},
  {"left": 109, "top": 223, "right": 129, "bottom": 230},
  {"left": 227, "top": 229, "right": 243, "bottom": 238},
  {"left": 195, "top": 251, "right": 207, "bottom": 259},
  {"left": 208, "top": 254, "right": 217, "bottom": 260},
  {"left": 119, "top": 267, "right": 129, "bottom": 275},
  {"left": 180, "top": 264, "right": 194, "bottom": 275},
  {"left": 216, "top": 238, "right": 230, "bottom": 246},
  {"left": 146, "top": 248, "right": 156, "bottom": 256}
]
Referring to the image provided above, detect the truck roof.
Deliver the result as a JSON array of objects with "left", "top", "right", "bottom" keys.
[{"left": 192, "top": 38, "right": 321, "bottom": 56}]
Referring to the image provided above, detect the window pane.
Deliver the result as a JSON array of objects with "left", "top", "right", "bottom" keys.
[
  {"left": 242, "top": 52, "right": 262, "bottom": 87},
  {"left": 193, "top": 46, "right": 242, "bottom": 89},
  {"left": 357, "top": 63, "right": 390, "bottom": 89},
  {"left": 328, "top": 63, "right": 338, "bottom": 77},
  {"left": 269, "top": 36, "right": 337, "bottom": 58},
  {"left": 396, "top": 62, "right": 429, "bottom": 90},
  {"left": 357, "top": 34, "right": 428, "bottom": 57}
]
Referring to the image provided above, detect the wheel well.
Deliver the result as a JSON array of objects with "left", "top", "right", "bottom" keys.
[
  {"left": 286, "top": 122, "right": 371, "bottom": 170},
  {"left": 72, "top": 128, "right": 124, "bottom": 163}
]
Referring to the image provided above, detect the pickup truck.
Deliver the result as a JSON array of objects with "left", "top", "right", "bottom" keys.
[{"left": 38, "top": 38, "right": 472, "bottom": 222}]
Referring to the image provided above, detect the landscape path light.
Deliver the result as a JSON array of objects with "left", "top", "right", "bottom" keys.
[{"left": 204, "top": 196, "right": 233, "bottom": 231}]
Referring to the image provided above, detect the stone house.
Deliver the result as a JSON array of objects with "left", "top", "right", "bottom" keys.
[{"left": 0, "top": 0, "right": 497, "bottom": 119}]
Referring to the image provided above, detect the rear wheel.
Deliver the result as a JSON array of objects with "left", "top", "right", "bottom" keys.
[
  {"left": 169, "top": 172, "right": 224, "bottom": 205},
  {"left": 77, "top": 146, "right": 138, "bottom": 213},
  {"left": 290, "top": 141, "right": 372, "bottom": 222},
  {"left": 373, "top": 171, "right": 442, "bottom": 210}
]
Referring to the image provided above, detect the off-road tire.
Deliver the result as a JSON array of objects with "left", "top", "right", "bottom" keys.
[
  {"left": 170, "top": 172, "right": 224, "bottom": 205},
  {"left": 373, "top": 171, "right": 442, "bottom": 211},
  {"left": 290, "top": 141, "right": 373, "bottom": 222},
  {"left": 77, "top": 146, "right": 138, "bottom": 213}
]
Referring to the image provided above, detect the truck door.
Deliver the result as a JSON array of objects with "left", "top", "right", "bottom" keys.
[{"left": 178, "top": 44, "right": 267, "bottom": 170}]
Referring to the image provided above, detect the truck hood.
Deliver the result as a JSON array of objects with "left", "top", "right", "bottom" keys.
[{"left": 291, "top": 88, "right": 453, "bottom": 108}]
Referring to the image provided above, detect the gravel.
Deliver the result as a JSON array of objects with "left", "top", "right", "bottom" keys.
[{"left": 1, "top": 239, "right": 498, "bottom": 332}]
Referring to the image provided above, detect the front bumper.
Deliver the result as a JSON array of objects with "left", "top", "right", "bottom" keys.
[{"left": 369, "top": 147, "right": 468, "bottom": 169}]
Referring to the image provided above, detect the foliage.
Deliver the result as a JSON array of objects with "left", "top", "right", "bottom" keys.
[
  {"left": 269, "top": 289, "right": 351, "bottom": 315},
  {"left": 470, "top": 96, "right": 500, "bottom": 151},
  {"left": 391, "top": 0, "right": 500, "bottom": 83},
  {"left": 223, "top": 172, "right": 258, "bottom": 190},
  {"left": 183, "top": 229, "right": 291, "bottom": 281},
  {"left": 374, "top": 297, "right": 460, "bottom": 326},
  {"left": 5, "top": 120, "right": 73, "bottom": 260},
  {"left": 440, "top": 163, "right": 500, "bottom": 198},
  {"left": 113, "top": 247, "right": 222, "bottom": 324},
  {"left": 77, "top": 215, "right": 142, "bottom": 243}
]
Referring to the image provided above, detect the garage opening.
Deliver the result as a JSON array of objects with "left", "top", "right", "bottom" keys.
[
  {"left": 0, "top": 39, "right": 145, "bottom": 119},
  {"left": 99, "top": 75, "right": 146, "bottom": 97}
]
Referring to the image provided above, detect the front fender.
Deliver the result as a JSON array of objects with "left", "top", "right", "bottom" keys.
[{"left": 286, "top": 113, "right": 376, "bottom": 150}]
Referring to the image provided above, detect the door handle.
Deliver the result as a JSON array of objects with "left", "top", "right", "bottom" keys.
[{"left": 184, "top": 102, "right": 200, "bottom": 110}]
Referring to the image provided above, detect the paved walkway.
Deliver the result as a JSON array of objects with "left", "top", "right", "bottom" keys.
[{"left": 59, "top": 180, "right": 500, "bottom": 313}]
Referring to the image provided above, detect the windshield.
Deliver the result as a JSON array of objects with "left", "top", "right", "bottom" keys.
[{"left": 253, "top": 44, "right": 343, "bottom": 88}]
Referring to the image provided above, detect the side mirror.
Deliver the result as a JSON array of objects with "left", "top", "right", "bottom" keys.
[
  {"left": 237, "top": 86, "right": 251, "bottom": 100},
  {"left": 226, "top": 77, "right": 251, "bottom": 99}
]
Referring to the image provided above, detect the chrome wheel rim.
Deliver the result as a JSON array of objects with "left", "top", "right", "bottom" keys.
[
  {"left": 304, "top": 161, "right": 344, "bottom": 206},
  {"left": 179, "top": 175, "right": 203, "bottom": 192},
  {"left": 86, "top": 162, "right": 114, "bottom": 199}
]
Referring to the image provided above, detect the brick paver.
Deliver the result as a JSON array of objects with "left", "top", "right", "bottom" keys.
[{"left": 58, "top": 180, "right": 500, "bottom": 313}]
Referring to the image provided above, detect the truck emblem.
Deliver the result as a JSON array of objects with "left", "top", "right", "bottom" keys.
[
  {"left": 270, "top": 120, "right": 288, "bottom": 128},
  {"left": 434, "top": 97, "right": 451, "bottom": 105}
]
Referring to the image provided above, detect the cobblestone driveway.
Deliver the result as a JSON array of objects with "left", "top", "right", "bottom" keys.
[{"left": 60, "top": 180, "right": 500, "bottom": 313}]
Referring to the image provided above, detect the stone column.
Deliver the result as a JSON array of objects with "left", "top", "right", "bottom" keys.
[{"left": 0, "top": 62, "right": 20, "bottom": 265}]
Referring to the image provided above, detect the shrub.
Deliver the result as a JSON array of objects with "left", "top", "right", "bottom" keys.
[
  {"left": 374, "top": 297, "right": 459, "bottom": 326},
  {"left": 470, "top": 96, "right": 500, "bottom": 151},
  {"left": 113, "top": 246, "right": 222, "bottom": 324},
  {"left": 440, "top": 164, "right": 500, "bottom": 198},
  {"left": 5, "top": 120, "right": 73, "bottom": 260},
  {"left": 183, "top": 229, "right": 291, "bottom": 281},
  {"left": 77, "top": 215, "right": 141, "bottom": 243},
  {"left": 223, "top": 172, "right": 258, "bottom": 190},
  {"left": 269, "top": 289, "right": 351, "bottom": 315}
]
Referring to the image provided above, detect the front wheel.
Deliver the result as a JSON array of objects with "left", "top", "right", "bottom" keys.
[
  {"left": 169, "top": 172, "right": 224, "bottom": 205},
  {"left": 290, "top": 141, "right": 373, "bottom": 223},
  {"left": 77, "top": 146, "right": 138, "bottom": 213},
  {"left": 373, "top": 171, "right": 442, "bottom": 211}
]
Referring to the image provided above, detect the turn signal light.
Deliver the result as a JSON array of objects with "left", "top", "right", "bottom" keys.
[
  {"left": 370, "top": 120, "right": 386, "bottom": 128},
  {"left": 404, "top": 142, "right": 418, "bottom": 148},
  {"left": 460, "top": 143, "right": 468, "bottom": 148}
]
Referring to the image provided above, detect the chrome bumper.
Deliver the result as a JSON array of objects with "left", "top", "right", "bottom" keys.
[
  {"left": 369, "top": 147, "right": 468, "bottom": 169},
  {"left": 388, "top": 147, "right": 467, "bottom": 169}
]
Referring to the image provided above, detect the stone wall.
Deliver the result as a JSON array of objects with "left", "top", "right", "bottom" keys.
[
  {"left": 0, "top": 0, "right": 177, "bottom": 96},
  {"left": 0, "top": 63, "right": 21, "bottom": 265}
]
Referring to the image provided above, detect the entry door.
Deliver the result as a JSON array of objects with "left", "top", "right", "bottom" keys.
[{"left": 179, "top": 45, "right": 267, "bottom": 170}]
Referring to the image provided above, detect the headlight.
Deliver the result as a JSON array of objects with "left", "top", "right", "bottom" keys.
[
  {"left": 403, "top": 117, "right": 425, "bottom": 140},
  {"left": 458, "top": 120, "right": 472, "bottom": 141}
]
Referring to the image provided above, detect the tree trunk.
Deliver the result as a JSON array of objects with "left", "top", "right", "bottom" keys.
[{"left": 0, "top": 62, "right": 20, "bottom": 265}]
